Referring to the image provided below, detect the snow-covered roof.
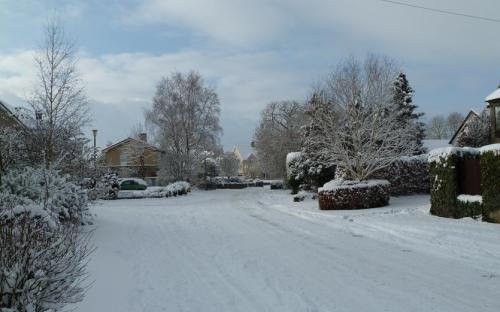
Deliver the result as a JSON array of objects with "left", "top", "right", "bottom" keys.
[
  {"left": 448, "top": 110, "right": 480, "bottom": 145},
  {"left": 485, "top": 88, "right": 500, "bottom": 102},
  {"left": 102, "top": 137, "right": 162, "bottom": 153},
  {"left": 0, "top": 99, "right": 27, "bottom": 128}
]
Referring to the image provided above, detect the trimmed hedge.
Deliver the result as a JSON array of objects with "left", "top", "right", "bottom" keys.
[
  {"left": 429, "top": 153, "right": 461, "bottom": 218},
  {"left": 455, "top": 198, "right": 482, "bottom": 219},
  {"left": 480, "top": 151, "right": 500, "bottom": 223},
  {"left": 373, "top": 155, "right": 429, "bottom": 196},
  {"left": 318, "top": 180, "right": 390, "bottom": 210},
  {"left": 428, "top": 146, "right": 500, "bottom": 221}
]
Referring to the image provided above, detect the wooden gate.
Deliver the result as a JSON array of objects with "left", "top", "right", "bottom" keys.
[{"left": 458, "top": 158, "right": 481, "bottom": 195}]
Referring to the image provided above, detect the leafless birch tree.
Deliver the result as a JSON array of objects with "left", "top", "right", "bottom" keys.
[
  {"left": 146, "top": 72, "right": 222, "bottom": 181},
  {"left": 27, "top": 17, "right": 90, "bottom": 170}
]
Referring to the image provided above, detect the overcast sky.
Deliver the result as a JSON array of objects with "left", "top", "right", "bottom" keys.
[{"left": 1, "top": 0, "right": 499, "bottom": 155}]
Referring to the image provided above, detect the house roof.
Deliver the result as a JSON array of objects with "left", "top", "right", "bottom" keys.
[
  {"left": 449, "top": 110, "right": 480, "bottom": 145},
  {"left": 0, "top": 99, "right": 26, "bottom": 128},
  {"left": 485, "top": 88, "right": 500, "bottom": 102},
  {"left": 101, "top": 137, "right": 162, "bottom": 153}
]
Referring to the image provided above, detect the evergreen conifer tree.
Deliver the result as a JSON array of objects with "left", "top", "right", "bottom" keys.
[{"left": 392, "top": 73, "right": 426, "bottom": 154}]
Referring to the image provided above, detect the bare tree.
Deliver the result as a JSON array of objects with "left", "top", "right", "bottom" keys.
[
  {"left": 304, "top": 55, "right": 419, "bottom": 181},
  {"left": 446, "top": 112, "right": 465, "bottom": 138},
  {"left": 218, "top": 152, "right": 240, "bottom": 177},
  {"left": 27, "top": 17, "right": 90, "bottom": 169},
  {"left": 0, "top": 128, "right": 26, "bottom": 184},
  {"left": 146, "top": 71, "right": 222, "bottom": 181},
  {"left": 426, "top": 115, "right": 448, "bottom": 139},
  {"left": 253, "top": 101, "right": 305, "bottom": 178}
]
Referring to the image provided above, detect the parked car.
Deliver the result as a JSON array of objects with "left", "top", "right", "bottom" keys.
[{"left": 119, "top": 178, "right": 148, "bottom": 190}]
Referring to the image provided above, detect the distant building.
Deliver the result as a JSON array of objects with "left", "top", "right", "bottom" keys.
[
  {"left": 232, "top": 145, "right": 245, "bottom": 175},
  {"left": 102, "top": 133, "right": 163, "bottom": 185}
]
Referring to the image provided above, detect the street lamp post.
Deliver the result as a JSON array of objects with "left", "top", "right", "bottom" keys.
[{"left": 92, "top": 129, "right": 98, "bottom": 168}]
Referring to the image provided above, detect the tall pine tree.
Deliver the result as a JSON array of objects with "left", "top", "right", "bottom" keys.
[{"left": 392, "top": 73, "right": 426, "bottom": 154}]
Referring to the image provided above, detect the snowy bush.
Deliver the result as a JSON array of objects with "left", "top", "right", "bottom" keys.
[
  {"left": 318, "top": 180, "right": 390, "bottom": 210},
  {"left": 0, "top": 212, "right": 93, "bottom": 312},
  {"left": 99, "top": 171, "right": 120, "bottom": 200},
  {"left": 286, "top": 152, "right": 304, "bottom": 194},
  {"left": 372, "top": 154, "right": 429, "bottom": 196},
  {"left": 117, "top": 181, "right": 191, "bottom": 199},
  {"left": 0, "top": 167, "right": 91, "bottom": 225}
]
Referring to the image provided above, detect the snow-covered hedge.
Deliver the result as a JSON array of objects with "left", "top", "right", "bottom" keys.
[
  {"left": 480, "top": 146, "right": 500, "bottom": 223},
  {"left": 429, "top": 147, "right": 474, "bottom": 219},
  {"left": 427, "top": 146, "right": 500, "bottom": 221},
  {"left": 318, "top": 179, "right": 390, "bottom": 210},
  {"left": 0, "top": 167, "right": 92, "bottom": 225},
  {"left": 456, "top": 195, "right": 483, "bottom": 219},
  {"left": 372, "top": 154, "right": 429, "bottom": 196},
  {"left": 118, "top": 181, "right": 191, "bottom": 199}
]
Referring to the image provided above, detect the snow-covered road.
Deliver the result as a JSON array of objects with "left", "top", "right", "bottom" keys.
[{"left": 77, "top": 188, "right": 500, "bottom": 312}]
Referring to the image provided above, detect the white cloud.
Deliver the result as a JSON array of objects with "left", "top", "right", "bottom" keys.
[
  {"left": 0, "top": 48, "right": 311, "bottom": 148},
  {"left": 130, "top": 0, "right": 500, "bottom": 62}
]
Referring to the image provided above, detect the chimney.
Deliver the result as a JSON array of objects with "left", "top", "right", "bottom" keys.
[{"left": 138, "top": 133, "right": 147, "bottom": 142}]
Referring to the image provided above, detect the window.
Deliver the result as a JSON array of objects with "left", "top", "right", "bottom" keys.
[{"left": 120, "top": 152, "right": 128, "bottom": 166}]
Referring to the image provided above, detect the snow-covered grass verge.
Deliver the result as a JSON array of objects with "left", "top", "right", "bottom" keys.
[{"left": 117, "top": 181, "right": 190, "bottom": 199}]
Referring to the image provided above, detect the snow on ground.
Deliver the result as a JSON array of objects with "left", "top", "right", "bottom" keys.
[{"left": 77, "top": 188, "right": 500, "bottom": 312}]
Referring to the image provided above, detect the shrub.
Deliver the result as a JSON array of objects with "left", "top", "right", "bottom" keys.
[
  {"left": 270, "top": 181, "right": 284, "bottom": 190},
  {"left": 0, "top": 212, "right": 93, "bottom": 312},
  {"left": 372, "top": 155, "right": 429, "bottom": 196},
  {"left": 0, "top": 167, "right": 91, "bottom": 225},
  {"left": 99, "top": 171, "right": 120, "bottom": 200},
  {"left": 286, "top": 152, "right": 304, "bottom": 194},
  {"left": 455, "top": 195, "right": 483, "bottom": 219},
  {"left": 318, "top": 180, "right": 390, "bottom": 210},
  {"left": 480, "top": 145, "right": 500, "bottom": 223},
  {"left": 285, "top": 152, "right": 336, "bottom": 192}
]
